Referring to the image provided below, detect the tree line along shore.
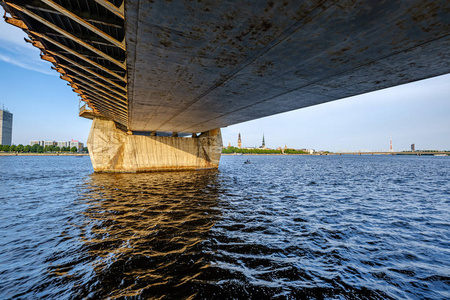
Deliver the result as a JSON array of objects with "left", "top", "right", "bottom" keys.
[
  {"left": 221, "top": 146, "right": 327, "bottom": 154},
  {"left": 0, "top": 144, "right": 88, "bottom": 153}
]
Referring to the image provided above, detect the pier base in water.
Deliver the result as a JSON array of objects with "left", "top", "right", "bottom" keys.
[{"left": 87, "top": 117, "right": 222, "bottom": 173}]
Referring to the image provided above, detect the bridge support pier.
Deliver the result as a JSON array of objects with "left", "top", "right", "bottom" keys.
[{"left": 87, "top": 117, "right": 222, "bottom": 173}]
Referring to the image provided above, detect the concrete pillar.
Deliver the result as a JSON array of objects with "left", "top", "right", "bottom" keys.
[{"left": 87, "top": 117, "right": 222, "bottom": 172}]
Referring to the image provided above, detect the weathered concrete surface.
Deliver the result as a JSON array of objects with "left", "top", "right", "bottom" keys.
[
  {"left": 125, "top": 0, "right": 450, "bottom": 133},
  {"left": 87, "top": 117, "right": 222, "bottom": 172}
]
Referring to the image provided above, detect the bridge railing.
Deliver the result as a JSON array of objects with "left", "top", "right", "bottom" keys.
[
  {"left": 79, "top": 104, "right": 92, "bottom": 114},
  {"left": 79, "top": 103, "right": 98, "bottom": 120}
]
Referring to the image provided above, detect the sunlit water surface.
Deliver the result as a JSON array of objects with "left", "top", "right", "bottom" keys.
[{"left": 0, "top": 155, "right": 449, "bottom": 299}]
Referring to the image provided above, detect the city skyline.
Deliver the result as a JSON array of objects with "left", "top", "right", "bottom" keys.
[
  {"left": 0, "top": 5, "right": 449, "bottom": 152},
  {"left": 225, "top": 131, "right": 446, "bottom": 152},
  {"left": 221, "top": 73, "right": 450, "bottom": 152}
]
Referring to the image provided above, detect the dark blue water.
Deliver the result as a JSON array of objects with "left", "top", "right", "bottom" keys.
[{"left": 0, "top": 155, "right": 449, "bottom": 299}]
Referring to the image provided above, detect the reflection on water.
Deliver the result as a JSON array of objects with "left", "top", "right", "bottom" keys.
[
  {"left": 75, "top": 171, "right": 222, "bottom": 299},
  {"left": 1, "top": 156, "right": 449, "bottom": 299}
]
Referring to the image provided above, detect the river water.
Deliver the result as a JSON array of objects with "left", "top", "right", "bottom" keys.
[{"left": 0, "top": 155, "right": 449, "bottom": 299}]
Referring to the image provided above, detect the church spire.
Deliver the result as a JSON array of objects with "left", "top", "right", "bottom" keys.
[
  {"left": 238, "top": 133, "right": 242, "bottom": 148},
  {"left": 262, "top": 134, "right": 266, "bottom": 149}
]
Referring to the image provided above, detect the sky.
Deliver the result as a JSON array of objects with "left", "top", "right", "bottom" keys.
[{"left": 1, "top": 6, "right": 449, "bottom": 152}]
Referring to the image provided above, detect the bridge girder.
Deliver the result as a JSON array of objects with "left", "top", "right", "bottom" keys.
[{"left": 2, "top": 0, "right": 128, "bottom": 126}]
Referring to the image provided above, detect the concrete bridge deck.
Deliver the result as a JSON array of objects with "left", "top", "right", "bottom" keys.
[
  {"left": 125, "top": 0, "right": 450, "bottom": 134},
  {"left": 2, "top": 0, "right": 449, "bottom": 171}
]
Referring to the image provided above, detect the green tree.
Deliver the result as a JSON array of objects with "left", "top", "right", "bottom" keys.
[
  {"left": 24, "top": 145, "right": 31, "bottom": 152},
  {"left": 70, "top": 146, "right": 78, "bottom": 153},
  {"left": 9, "top": 145, "right": 16, "bottom": 152},
  {"left": 222, "top": 146, "right": 282, "bottom": 154},
  {"left": 16, "top": 144, "right": 24, "bottom": 152},
  {"left": 2, "top": 145, "right": 10, "bottom": 152},
  {"left": 37, "top": 146, "right": 44, "bottom": 153},
  {"left": 55, "top": 146, "right": 60, "bottom": 152},
  {"left": 44, "top": 145, "right": 50, "bottom": 152},
  {"left": 31, "top": 144, "right": 39, "bottom": 153},
  {"left": 83, "top": 147, "right": 88, "bottom": 153},
  {"left": 284, "top": 149, "right": 307, "bottom": 154}
]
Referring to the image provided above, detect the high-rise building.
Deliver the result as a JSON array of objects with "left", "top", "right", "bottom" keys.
[
  {"left": 0, "top": 108, "right": 13, "bottom": 146},
  {"left": 411, "top": 143, "right": 415, "bottom": 151},
  {"left": 238, "top": 133, "right": 242, "bottom": 148}
]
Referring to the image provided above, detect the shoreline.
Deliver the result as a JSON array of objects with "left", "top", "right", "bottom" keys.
[
  {"left": 0, "top": 153, "right": 89, "bottom": 156},
  {"left": 222, "top": 153, "right": 310, "bottom": 156},
  {"left": 2, "top": 153, "right": 447, "bottom": 157},
  {"left": 222, "top": 152, "right": 449, "bottom": 156}
]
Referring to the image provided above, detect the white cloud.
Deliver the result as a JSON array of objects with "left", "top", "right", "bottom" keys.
[
  {"left": 0, "top": 52, "right": 55, "bottom": 75},
  {"left": 0, "top": 6, "right": 56, "bottom": 76},
  {"left": 0, "top": 6, "right": 31, "bottom": 48}
]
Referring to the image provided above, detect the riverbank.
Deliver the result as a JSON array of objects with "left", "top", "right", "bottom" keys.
[
  {"left": 0, "top": 153, "right": 89, "bottom": 156},
  {"left": 222, "top": 152, "right": 449, "bottom": 156},
  {"left": 222, "top": 153, "right": 310, "bottom": 156}
]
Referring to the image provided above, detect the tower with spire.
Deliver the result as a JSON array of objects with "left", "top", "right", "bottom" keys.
[
  {"left": 238, "top": 133, "right": 242, "bottom": 148},
  {"left": 262, "top": 134, "right": 266, "bottom": 149}
]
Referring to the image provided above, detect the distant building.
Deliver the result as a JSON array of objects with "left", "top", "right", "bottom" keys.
[
  {"left": 44, "top": 141, "right": 57, "bottom": 147},
  {"left": 69, "top": 139, "right": 84, "bottom": 152},
  {"left": 238, "top": 133, "right": 242, "bottom": 148},
  {"left": 57, "top": 141, "right": 68, "bottom": 148},
  {"left": 261, "top": 134, "right": 266, "bottom": 149},
  {"left": 30, "top": 140, "right": 56, "bottom": 147},
  {"left": 411, "top": 143, "right": 415, "bottom": 151},
  {"left": 0, "top": 108, "right": 13, "bottom": 146},
  {"left": 30, "top": 139, "right": 84, "bottom": 152},
  {"left": 30, "top": 140, "right": 42, "bottom": 146}
]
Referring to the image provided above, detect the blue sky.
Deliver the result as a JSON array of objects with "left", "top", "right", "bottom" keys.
[{"left": 1, "top": 6, "right": 449, "bottom": 151}]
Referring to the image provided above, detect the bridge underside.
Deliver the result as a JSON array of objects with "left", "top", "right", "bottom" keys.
[
  {"left": 125, "top": 0, "right": 450, "bottom": 133},
  {"left": 2, "top": 0, "right": 450, "bottom": 171}
]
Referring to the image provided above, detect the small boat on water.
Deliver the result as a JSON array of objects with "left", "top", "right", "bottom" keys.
[
  {"left": 434, "top": 154, "right": 448, "bottom": 156},
  {"left": 244, "top": 159, "right": 251, "bottom": 164}
]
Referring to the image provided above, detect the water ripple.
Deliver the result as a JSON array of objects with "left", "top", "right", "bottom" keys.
[{"left": 0, "top": 155, "right": 449, "bottom": 299}]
